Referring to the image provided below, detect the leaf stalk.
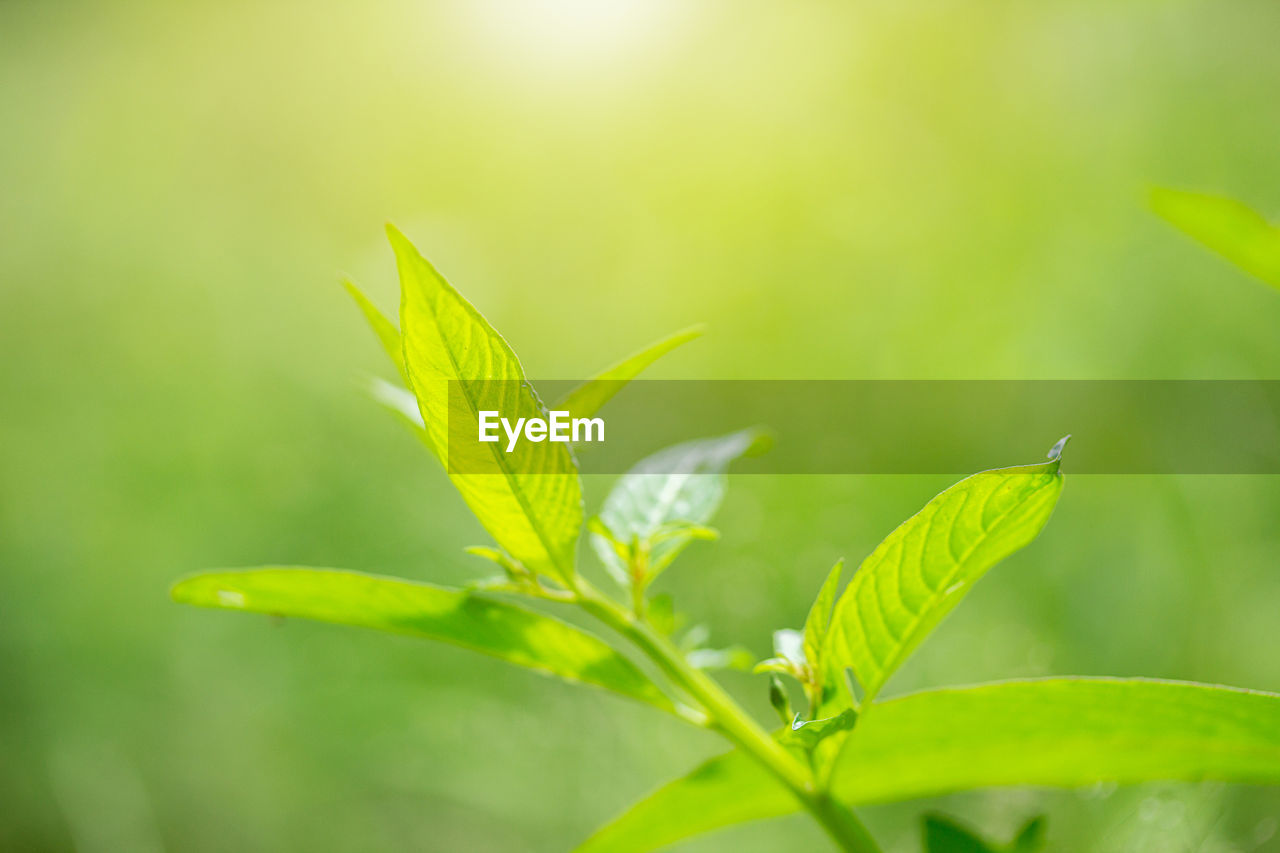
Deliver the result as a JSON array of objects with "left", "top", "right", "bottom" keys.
[{"left": 574, "top": 580, "right": 881, "bottom": 853}]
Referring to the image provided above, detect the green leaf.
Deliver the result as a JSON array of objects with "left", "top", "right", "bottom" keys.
[
  {"left": 922, "top": 814, "right": 999, "bottom": 853},
  {"left": 369, "top": 376, "right": 429, "bottom": 445},
  {"left": 1151, "top": 187, "right": 1280, "bottom": 290},
  {"left": 343, "top": 279, "right": 408, "bottom": 381},
  {"left": 171, "top": 568, "right": 671, "bottom": 711},
  {"left": 767, "top": 674, "right": 793, "bottom": 725},
  {"left": 685, "top": 645, "right": 754, "bottom": 672},
  {"left": 1011, "top": 817, "right": 1047, "bottom": 853},
  {"left": 832, "top": 677, "right": 1280, "bottom": 803},
  {"left": 923, "top": 813, "right": 1046, "bottom": 853},
  {"left": 573, "top": 749, "right": 797, "bottom": 853},
  {"left": 803, "top": 559, "right": 842, "bottom": 674},
  {"left": 591, "top": 428, "right": 766, "bottom": 584},
  {"left": 579, "top": 677, "right": 1280, "bottom": 851},
  {"left": 390, "top": 225, "right": 583, "bottom": 584},
  {"left": 781, "top": 708, "right": 857, "bottom": 751},
  {"left": 553, "top": 325, "right": 704, "bottom": 420},
  {"left": 826, "top": 444, "right": 1066, "bottom": 706}
]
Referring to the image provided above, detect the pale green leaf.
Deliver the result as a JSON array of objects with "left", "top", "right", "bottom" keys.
[
  {"left": 1151, "top": 187, "right": 1280, "bottom": 290},
  {"left": 369, "top": 376, "right": 429, "bottom": 443},
  {"left": 685, "top": 645, "right": 754, "bottom": 672},
  {"left": 390, "top": 225, "right": 583, "bottom": 584},
  {"left": 591, "top": 428, "right": 765, "bottom": 583},
  {"left": 343, "top": 279, "right": 408, "bottom": 381},
  {"left": 826, "top": 447, "right": 1065, "bottom": 705},
  {"left": 578, "top": 678, "right": 1280, "bottom": 851},
  {"left": 171, "top": 568, "right": 671, "bottom": 710},
  {"left": 553, "top": 325, "right": 704, "bottom": 420}
]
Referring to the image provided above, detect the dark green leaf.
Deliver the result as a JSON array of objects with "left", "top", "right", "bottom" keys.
[
  {"left": 1011, "top": 817, "right": 1047, "bottom": 853},
  {"left": 923, "top": 814, "right": 996, "bottom": 853}
]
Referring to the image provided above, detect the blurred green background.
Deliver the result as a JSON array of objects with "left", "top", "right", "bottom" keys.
[{"left": 3, "top": 0, "right": 1279, "bottom": 850}]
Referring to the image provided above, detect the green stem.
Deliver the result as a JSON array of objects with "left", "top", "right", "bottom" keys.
[{"left": 575, "top": 581, "right": 881, "bottom": 853}]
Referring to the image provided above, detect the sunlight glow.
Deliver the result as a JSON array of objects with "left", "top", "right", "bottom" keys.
[{"left": 470, "top": 0, "right": 674, "bottom": 67}]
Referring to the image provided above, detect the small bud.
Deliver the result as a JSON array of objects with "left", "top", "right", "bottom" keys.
[{"left": 768, "top": 674, "right": 793, "bottom": 725}]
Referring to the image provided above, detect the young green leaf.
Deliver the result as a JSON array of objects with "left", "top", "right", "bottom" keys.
[
  {"left": 369, "top": 376, "right": 430, "bottom": 446},
  {"left": 553, "top": 325, "right": 704, "bottom": 420},
  {"left": 767, "top": 674, "right": 793, "bottom": 725},
  {"left": 1151, "top": 187, "right": 1280, "bottom": 290},
  {"left": 591, "top": 428, "right": 766, "bottom": 585},
  {"left": 825, "top": 445, "right": 1066, "bottom": 706},
  {"left": 580, "top": 677, "right": 1280, "bottom": 851},
  {"left": 782, "top": 708, "right": 858, "bottom": 752},
  {"left": 343, "top": 279, "right": 409, "bottom": 381},
  {"left": 753, "top": 629, "right": 807, "bottom": 679},
  {"left": 389, "top": 226, "right": 583, "bottom": 584},
  {"left": 685, "top": 645, "right": 754, "bottom": 672},
  {"left": 171, "top": 568, "right": 671, "bottom": 711},
  {"left": 803, "top": 559, "right": 842, "bottom": 674}
]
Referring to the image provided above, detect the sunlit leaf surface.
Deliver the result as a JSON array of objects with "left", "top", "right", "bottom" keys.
[
  {"left": 578, "top": 678, "right": 1280, "bottom": 851},
  {"left": 391, "top": 226, "right": 583, "bottom": 583},
  {"left": 826, "top": 451, "right": 1065, "bottom": 704},
  {"left": 172, "top": 568, "right": 671, "bottom": 710},
  {"left": 553, "top": 325, "right": 703, "bottom": 420}
]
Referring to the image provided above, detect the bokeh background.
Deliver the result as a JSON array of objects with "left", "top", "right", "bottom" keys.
[{"left": 3, "top": 1, "right": 1280, "bottom": 850}]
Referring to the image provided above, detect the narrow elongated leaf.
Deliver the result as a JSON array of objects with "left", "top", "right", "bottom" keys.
[
  {"left": 390, "top": 226, "right": 583, "bottom": 583},
  {"left": 834, "top": 677, "right": 1280, "bottom": 800},
  {"left": 1151, "top": 187, "right": 1280, "bottom": 290},
  {"left": 343, "top": 279, "right": 409, "bottom": 381},
  {"left": 803, "top": 559, "right": 842, "bottom": 670},
  {"left": 577, "top": 677, "right": 1280, "bottom": 852},
  {"left": 826, "top": 449, "right": 1065, "bottom": 705},
  {"left": 592, "top": 428, "right": 765, "bottom": 581},
  {"left": 172, "top": 568, "right": 671, "bottom": 710},
  {"left": 553, "top": 325, "right": 704, "bottom": 420}
]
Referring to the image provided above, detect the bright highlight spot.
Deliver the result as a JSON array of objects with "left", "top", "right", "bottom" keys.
[{"left": 470, "top": 0, "right": 674, "bottom": 66}]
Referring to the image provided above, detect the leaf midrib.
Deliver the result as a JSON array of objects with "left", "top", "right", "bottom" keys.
[
  {"left": 408, "top": 283, "right": 576, "bottom": 579},
  {"left": 851, "top": 472, "right": 1057, "bottom": 700}
]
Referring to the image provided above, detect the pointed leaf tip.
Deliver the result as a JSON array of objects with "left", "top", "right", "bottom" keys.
[{"left": 1047, "top": 434, "right": 1071, "bottom": 470}]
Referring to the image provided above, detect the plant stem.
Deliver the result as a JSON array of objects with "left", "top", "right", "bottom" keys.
[{"left": 574, "top": 580, "right": 881, "bottom": 853}]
